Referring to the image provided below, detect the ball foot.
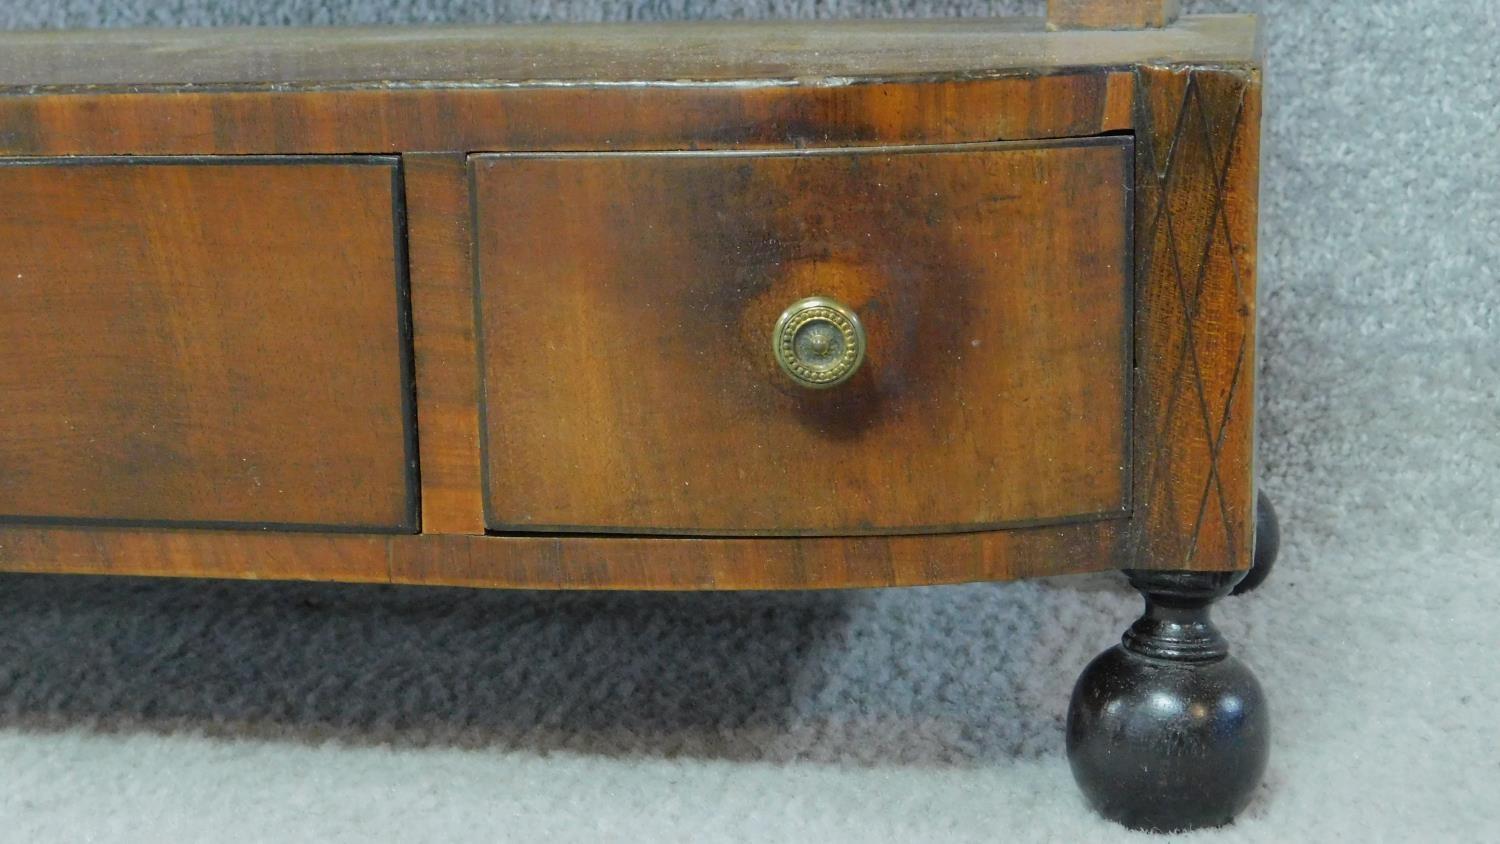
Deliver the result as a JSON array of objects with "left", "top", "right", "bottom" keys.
[{"left": 1067, "top": 570, "right": 1269, "bottom": 831}]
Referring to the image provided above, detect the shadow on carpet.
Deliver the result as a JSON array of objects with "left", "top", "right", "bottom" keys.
[{"left": 0, "top": 572, "right": 1131, "bottom": 766}]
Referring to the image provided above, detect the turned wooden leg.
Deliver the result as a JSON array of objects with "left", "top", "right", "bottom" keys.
[
  {"left": 1233, "top": 490, "right": 1281, "bottom": 595},
  {"left": 1066, "top": 569, "right": 1269, "bottom": 831}
]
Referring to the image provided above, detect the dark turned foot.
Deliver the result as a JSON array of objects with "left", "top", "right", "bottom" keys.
[
  {"left": 1232, "top": 490, "right": 1280, "bottom": 595},
  {"left": 1066, "top": 569, "right": 1269, "bottom": 832}
]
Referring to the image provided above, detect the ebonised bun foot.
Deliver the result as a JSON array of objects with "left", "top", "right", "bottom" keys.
[{"left": 1066, "top": 569, "right": 1269, "bottom": 832}]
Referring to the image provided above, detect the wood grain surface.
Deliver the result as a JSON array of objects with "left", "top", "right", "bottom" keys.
[
  {"left": 0, "top": 18, "right": 1261, "bottom": 159},
  {"left": 0, "top": 157, "right": 417, "bottom": 531},
  {"left": 1048, "top": 0, "right": 1179, "bottom": 30},
  {"left": 0, "top": 521, "right": 1124, "bottom": 590},
  {"left": 404, "top": 154, "right": 486, "bottom": 535},
  {"left": 472, "top": 139, "right": 1132, "bottom": 535},
  {"left": 1129, "top": 64, "right": 1261, "bottom": 572},
  {"left": 0, "top": 18, "right": 1265, "bottom": 586},
  {"left": 0, "top": 72, "right": 1134, "bottom": 158}
]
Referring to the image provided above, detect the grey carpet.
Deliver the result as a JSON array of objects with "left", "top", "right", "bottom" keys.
[{"left": 1, "top": 0, "right": 1497, "bottom": 840}]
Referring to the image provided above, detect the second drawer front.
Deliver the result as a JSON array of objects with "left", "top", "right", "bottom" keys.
[{"left": 472, "top": 139, "right": 1131, "bottom": 535}]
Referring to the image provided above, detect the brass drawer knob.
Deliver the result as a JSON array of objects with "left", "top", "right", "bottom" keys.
[{"left": 772, "top": 296, "right": 866, "bottom": 388}]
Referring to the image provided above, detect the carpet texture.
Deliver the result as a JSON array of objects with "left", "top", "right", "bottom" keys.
[{"left": 1, "top": 0, "right": 1497, "bottom": 841}]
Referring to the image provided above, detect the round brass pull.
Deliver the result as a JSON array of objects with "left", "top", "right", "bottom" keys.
[{"left": 772, "top": 297, "right": 866, "bottom": 388}]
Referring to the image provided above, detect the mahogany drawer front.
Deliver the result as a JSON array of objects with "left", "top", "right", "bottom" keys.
[
  {"left": 0, "top": 157, "right": 417, "bottom": 532},
  {"left": 472, "top": 138, "right": 1132, "bottom": 536}
]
